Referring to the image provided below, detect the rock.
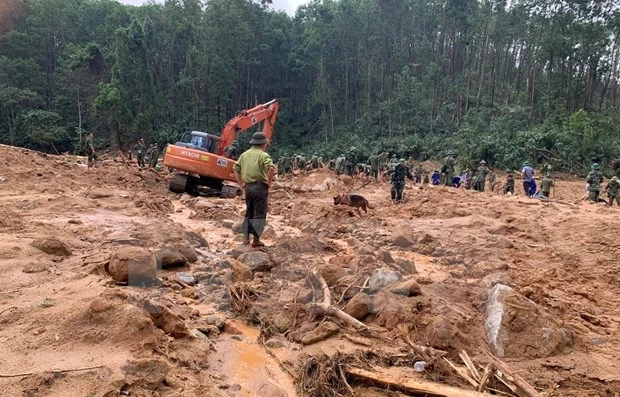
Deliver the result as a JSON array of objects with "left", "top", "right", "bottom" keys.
[
  {"left": 238, "top": 251, "right": 273, "bottom": 272},
  {"left": 108, "top": 247, "right": 157, "bottom": 284},
  {"left": 155, "top": 248, "right": 188, "bottom": 269},
  {"left": 30, "top": 238, "right": 71, "bottom": 256},
  {"left": 180, "top": 288, "right": 195, "bottom": 297},
  {"left": 377, "top": 250, "right": 394, "bottom": 264},
  {"left": 273, "top": 313, "right": 293, "bottom": 333},
  {"left": 262, "top": 225, "right": 276, "bottom": 239},
  {"left": 480, "top": 272, "right": 513, "bottom": 289},
  {"left": 300, "top": 321, "right": 340, "bottom": 345},
  {"left": 197, "top": 325, "right": 220, "bottom": 338},
  {"left": 394, "top": 258, "right": 417, "bottom": 274},
  {"left": 86, "top": 189, "right": 113, "bottom": 199},
  {"left": 343, "top": 293, "right": 371, "bottom": 320},
  {"left": 142, "top": 300, "right": 189, "bottom": 337},
  {"left": 220, "top": 258, "right": 253, "bottom": 282},
  {"left": 264, "top": 338, "right": 286, "bottom": 349},
  {"left": 389, "top": 279, "right": 422, "bottom": 297},
  {"left": 185, "top": 231, "right": 209, "bottom": 248},
  {"left": 223, "top": 322, "right": 243, "bottom": 335},
  {"left": 484, "top": 284, "right": 573, "bottom": 358},
  {"left": 89, "top": 298, "right": 114, "bottom": 313},
  {"left": 195, "top": 199, "right": 215, "bottom": 210},
  {"left": 122, "top": 359, "right": 169, "bottom": 389},
  {"left": 428, "top": 317, "right": 459, "bottom": 350},
  {"left": 232, "top": 220, "right": 244, "bottom": 233},
  {"left": 319, "top": 264, "right": 347, "bottom": 287},
  {"left": 203, "top": 315, "right": 225, "bottom": 329},
  {"left": 174, "top": 244, "right": 198, "bottom": 263},
  {"left": 175, "top": 272, "right": 196, "bottom": 286},
  {"left": 221, "top": 219, "right": 235, "bottom": 228},
  {"left": 367, "top": 267, "right": 402, "bottom": 294},
  {"left": 229, "top": 244, "right": 254, "bottom": 259},
  {"left": 22, "top": 263, "right": 47, "bottom": 274},
  {"left": 392, "top": 234, "right": 414, "bottom": 248}
]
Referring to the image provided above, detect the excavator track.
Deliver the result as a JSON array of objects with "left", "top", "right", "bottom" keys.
[{"left": 169, "top": 173, "right": 189, "bottom": 193}]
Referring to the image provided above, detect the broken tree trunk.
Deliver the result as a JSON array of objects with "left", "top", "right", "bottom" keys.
[
  {"left": 345, "top": 366, "right": 489, "bottom": 397},
  {"left": 308, "top": 270, "right": 368, "bottom": 331}
]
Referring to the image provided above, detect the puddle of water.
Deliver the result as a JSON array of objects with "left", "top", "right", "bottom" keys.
[{"left": 210, "top": 321, "right": 297, "bottom": 397}]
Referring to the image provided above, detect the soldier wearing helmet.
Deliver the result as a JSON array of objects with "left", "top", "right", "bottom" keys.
[{"left": 586, "top": 163, "right": 604, "bottom": 203}]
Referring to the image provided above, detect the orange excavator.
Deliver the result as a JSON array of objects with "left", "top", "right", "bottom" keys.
[{"left": 163, "top": 99, "right": 279, "bottom": 196}]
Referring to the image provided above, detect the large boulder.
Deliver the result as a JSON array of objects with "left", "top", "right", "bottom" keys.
[
  {"left": 30, "top": 238, "right": 71, "bottom": 256},
  {"left": 174, "top": 244, "right": 198, "bottom": 263},
  {"left": 394, "top": 258, "right": 417, "bottom": 274},
  {"left": 392, "top": 234, "right": 414, "bottom": 248},
  {"left": 343, "top": 293, "right": 371, "bottom": 320},
  {"left": 238, "top": 251, "right": 273, "bottom": 272},
  {"left": 220, "top": 258, "right": 253, "bottom": 282},
  {"left": 108, "top": 247, "right": 157, "bottom": 284},
  {"left": 142, "top": 300, "right": 189, "bottom": 337},
  {"left": 485, "top": 284, "right": 573, "bottom": 358},
  {"left": 367, "top": 267, "right": 403, "bottom": 294},
  {"left": 122, "top": 359, "right": 169, "bottom": 390},
  {"left": 389, "top": 279, "right": 422, "bottom": 297},
  {"left": 155, "top": 248, "right": 188, "bottom": 269}
]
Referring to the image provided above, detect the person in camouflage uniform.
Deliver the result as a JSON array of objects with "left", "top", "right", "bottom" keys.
[
  {"left": 415, "top": 162, "right": 424, "bottom": 183},
  {"left": 85, "top": 132, "right": 97, "bottom": 170},
  {"left": 344, "top": 147, "right": 358, "bottom": 176},
  {"left": 134, "top": 138, "right": 146, "bottom": 169},
  {"left": 504, "top": 170, "right": 515, "bottom": 194},
  {"left": 605, "top": 176, "right": 620, "bottom": 206},
  {"left": 474, "top": 160, "right": 489, "bottom": 192},
  {"left": 368, "top": 152, "right": 380, "bottom": 180},
  {"left": 282, "top": 156, "right": 292, "bottom": 175},
  {"left": 149, "top": 143, "right": 160, "bottom": 169},
  {"left": 389, "top": 154, "right": 399, "bottom": 171},
  {"left": 540, "top": 172, "right": 554, "bottom": 198},
  {"left": 310, "top": 153, "right": 320, "bottom": 169},
  {"left": 586, "top": 163, "right": 604, "bottom": 203},
  {"left": 442, "top": 150, "right": 456, "bottom": 186},
  {"left": 335, "top": 154, "right": 345, "bottom": 175},
  {"left": 295, "top": 154, "right": 307, "bottom": 172},
  {"left": 390, "top": 159, "right": 414, "bottom": 203},
  {"left": 378, "top": 151, "right": 389, "bottom": 174}
]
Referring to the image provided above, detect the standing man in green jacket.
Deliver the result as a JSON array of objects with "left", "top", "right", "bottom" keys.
[
  {"left": 442, "top": 150, "right": 456, "bottom": 186},
  {"left": 233, "top": 132, "right": 276, "bottom": 248}
]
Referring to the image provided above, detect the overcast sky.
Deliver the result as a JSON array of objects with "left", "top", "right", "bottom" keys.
[{"left": 118, "top": 0, "right": 306, "bottom": 15}]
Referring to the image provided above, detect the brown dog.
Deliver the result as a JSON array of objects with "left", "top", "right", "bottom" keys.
[{"left": 333, "top": 193, "right": 373, "bottom": 215}]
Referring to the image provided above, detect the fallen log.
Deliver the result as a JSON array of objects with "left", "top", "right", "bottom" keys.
[
  {"left": 308, "top": 270, "right": 368, "bottom": 331},
  {"left": 345, "top": 366, "right": 489, "bottom": 397}
]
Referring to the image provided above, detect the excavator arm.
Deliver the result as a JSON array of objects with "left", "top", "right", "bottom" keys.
[{"left": 216, "top": 99, "right": 279, "bottom": 155}]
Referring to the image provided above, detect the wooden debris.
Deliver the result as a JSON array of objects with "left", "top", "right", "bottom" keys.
[
  {"left": 485, "top": 353, "right": 541, "bottom": 397},
  {"left": 459, "top": 350, "right": 481, "bottom": 381},
  {"left": 342, "top": 334, "right": 373, "bottom": 347},
  {"left": 477, "top": 364, "right": 494, "bottom": 392},
  {"left": 345, "top": 366, "right": 489, "bottom": 397},
  {"left": 443, "top": 358, "right": 480, "bottom": 389},
  {"left": 0, "top": 365, "right": 104, "bottom": 378},
  {"left": 308, "top": 269, "right": 368, "bottom": 331}
]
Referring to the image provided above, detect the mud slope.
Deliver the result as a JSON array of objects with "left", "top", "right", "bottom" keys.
[{"left": 0, "top": 145, "right": 618, "bottom": 397}]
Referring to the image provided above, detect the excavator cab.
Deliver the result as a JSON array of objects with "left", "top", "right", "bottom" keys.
[{"left": 175, "top": 131, "right": 220, "bottom": 154}]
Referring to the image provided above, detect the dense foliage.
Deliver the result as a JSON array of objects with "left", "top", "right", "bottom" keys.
[{"left": 1, "top": 0, "right": 619, "bottom": 171}]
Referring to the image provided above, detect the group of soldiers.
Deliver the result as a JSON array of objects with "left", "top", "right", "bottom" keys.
[
  {"left": 131, "top": 139, "right": 160, "bottom": 169},
  {"left": 274, "top": 148, "right": 620, "bottom": 207},
  {"left": 276, "top": 153, "right": 324, "bottom": 175}
]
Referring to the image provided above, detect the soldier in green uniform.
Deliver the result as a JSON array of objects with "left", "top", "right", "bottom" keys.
[
  {"left": 586, "top": 163, "right": 604, "bottom": 203},
  {"left": 541, "top": 172, "right": 554, "bottom": 198},
  {"left": 368, "top": 152, "right": 380, "bottom": 180},
  {"left": 415, "top": 162, "right": 424, "bottom": 183},
  {"left": 389, "top": 154, "right": 399, "bottom": 171},
  {"left": 345, "top": 147, "right": 357, "bottom": 176},
  {"left": 310, "top": 153, "right": 320, "bottom": 169},
  {"left": 442, "top": 150, "right": 456, "bottom": 187},
  {"left": 378, "top": 151, "right": 389, "bottom": 174},
  {"left": 474, "top": 160, "right": 489, "bottom": 191},
  {"left": 85, "top": 132, "right": 97, "bottom": 170},
  {"left": 390, "top": 159, "right": 414, "bottom": 203},
  {"left": 335, "top": 154, "right": 345, "bottom": 175},
  {"left": 605, "top": 176, "right": 620, "bottom": 206},
  {"left": 149, "top": 143, "right": 160, "bottom": 169},
  {"left": 135, "top": 138, "right": 146, "bottom": 168},
  {"left": 295, "top": 154, "right": 307, "bottom": 172},
  {"left": 504, "top": 170, "right": 515, "bottom": 194}
]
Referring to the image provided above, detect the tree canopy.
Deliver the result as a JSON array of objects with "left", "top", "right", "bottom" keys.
[{"left": 1, "top": 0, "right": 619, "bottom": 171}]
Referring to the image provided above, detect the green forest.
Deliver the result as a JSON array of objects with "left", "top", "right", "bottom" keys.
[{"left": 1, "top": 0, "right": 619, "bottom": 170}]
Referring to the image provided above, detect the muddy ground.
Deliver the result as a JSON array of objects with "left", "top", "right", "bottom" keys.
[{"left": 0, "top": 144, "right": 619, "bottom": 397}]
